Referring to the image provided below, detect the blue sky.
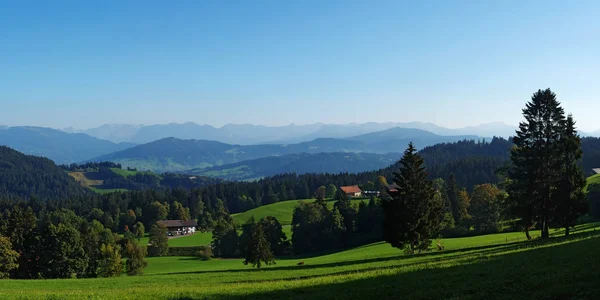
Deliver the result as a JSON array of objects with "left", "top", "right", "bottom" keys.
[{"left": 0, "top": 1, "right": 599, "bottom": 131}]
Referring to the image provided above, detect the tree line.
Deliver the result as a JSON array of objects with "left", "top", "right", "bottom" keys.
[{"left": 0, "top": 203, "right": 150, "bottom": 279}]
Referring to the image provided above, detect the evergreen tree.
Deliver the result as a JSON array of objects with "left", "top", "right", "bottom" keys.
[
  {"left": 334, "top": 188, "right": 348, "bottom": 201},
  {"left": 263, "top": 185, "right": 279, "bottom": 205},
  {"left": 334, "top": 197, "right": 357, "bottom": 245},
  {"left": 148, "top": 222, "right": 169, "bottom": 257},
  {"left": 508, "top": 88, "right": 567, "bottom": 239},
  {"left": 238, "top": 217, "right": 256, "bottom": 257},
  {"left": 446, "top": 174, "right": 460, "bottom": 223},
  {"left": 382, "top": 143, "right": 443, "bottom": 254},
  {"left": 211, "top": 219, "right": 239, "bottom": 257},
  {"left": 243, "top": 222, "right": 275, "bottom": 268},
  {"left": 329, "top": 206, "right": 346, "bottom": 244},
  {"left": 552, "top": 115, "right": 588, "bottom": 236},
  {"left": 588, "top": 183, "right": 600, "bottom": 220}
]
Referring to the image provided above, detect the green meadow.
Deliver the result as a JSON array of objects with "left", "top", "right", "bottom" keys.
[
  {"left": 231, "top": 198, "right": 367, "bottom": 226},
  {"left": 1, "top": 222, "right": 599, "bottom": 299},
  {"left": 586, "top": 173, "right": 600, "bottom": 191}
]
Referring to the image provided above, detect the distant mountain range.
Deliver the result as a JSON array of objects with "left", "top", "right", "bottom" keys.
[
  {"left": 90, "top": 128, "right": 480, "bottom": 172},
  {"left": 186, "top": 152, "right": 402, "bottom": 181},
  {"left": 4, "top": 122, "right": 597, "bottom": 176},
  {"left": 63, "top": 121, "right": 520, "bottom": 145},
  {"left": 0, "top": 126, "right": 135, "bottom": 164}
]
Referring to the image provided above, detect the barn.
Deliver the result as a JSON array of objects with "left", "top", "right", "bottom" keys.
[{"left": 340, "top": 185, "right": 363, "bottom": 198}]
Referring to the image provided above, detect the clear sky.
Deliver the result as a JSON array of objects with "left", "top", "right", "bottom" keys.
[{"left": 1, "top": 0, "right": 599, "bottom": 131}]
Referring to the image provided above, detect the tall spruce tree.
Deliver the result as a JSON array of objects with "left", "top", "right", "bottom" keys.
[
  {"left": 382, "top": 143, "right": 444, "bottom": 254},
  {"left": 508, "top": 88, "right": 567, "bottom": 239},
  {"left": 553, "top": 115, "right": 588, "bottom": 235},
  {"left": 243, "top": 222, "right": 275, "bottom": 268},
  {"left": 446, "top": 174, "right": 460, "bottom": 223}
]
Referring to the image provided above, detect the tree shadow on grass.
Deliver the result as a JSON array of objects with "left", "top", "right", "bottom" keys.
[
  {"left": 168, "top": 234, "right": 600, "bottom": 300},
  {"left": 156, "top": 233, "right": 592, "bottom": 277}
]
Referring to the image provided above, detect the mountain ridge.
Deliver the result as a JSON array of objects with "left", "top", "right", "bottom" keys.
[
  {"left": 90, "top": 128, "right": 487, "bottom": 172},
  {"left": 0, "top": 126, "right": 136, "bottom": 164},
  {"left": 60, "top": 121, "right": 522, "bottom": 144}
]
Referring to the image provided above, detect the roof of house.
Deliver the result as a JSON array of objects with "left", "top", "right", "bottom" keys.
[
  {"left": 158, "top": 220, "right": 198, "bottom": 228},
  {"left": 386, "top": 184, "right": 399, "bottom": 193},
  {"left": 594, "top": 168, "right": 600, "bottom": 174},
  {"left": 340, "top": 185, "right": 362, "bottom": 194}
]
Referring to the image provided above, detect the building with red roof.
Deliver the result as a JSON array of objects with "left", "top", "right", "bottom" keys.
[{"left": 340, "top": 185, "right": 363, "bottom": 198}]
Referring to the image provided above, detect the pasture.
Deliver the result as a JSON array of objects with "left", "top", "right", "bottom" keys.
[
  {"left": 2, "top": 222, "right": 599, "bottom": 299},
  {"left": 232, "top": 198, "right": 367, "bottom": 226},
  {"left": 587, "top": 173, "right": 600, "bottom": 191}
]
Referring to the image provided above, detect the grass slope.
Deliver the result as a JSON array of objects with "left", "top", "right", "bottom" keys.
[
  {"left": 2, "top": 223, "right": 600, "bottom": 299},
  {"left": 587, "top": 174, "right": 600, "bottom": 191},
  {"left": 168, "top": 232, "right": 214, "bottom": 247},
  {"left": 68, "top": 171, "right": 131, "bottom": 194},
  {"left": 69, "top": 171, "right": 103, "bottom": 186},
  {"left": 231, "top": 198, "right": 367, "bottom": 226},
  {"left": 109, "top": 167, "right": 139, "bottom": 177}
]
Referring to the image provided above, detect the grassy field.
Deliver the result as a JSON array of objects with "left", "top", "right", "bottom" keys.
[
  {"left": 69, "top": 170, "right": 132, "bottom": 194},
  {"left": 587, "top": 174, "right": 600, "bottom": 191},
  {"left": 232, "top": 198, "right": 367, "bottom": 226},
  {"left": 168, "top": 232, "right": 213, "bottom": 247},
  {"left": 2, "top": 222, "right": 599, "bottom": 299},
  {"left": 109, "top": 167, "right": 139, "bottom": 177},
  {"left": 68, "top": 171, "right": 103, "bottom": 186},
  {"left": 89, "top": 187, "right": 129, "bottom": 194}
]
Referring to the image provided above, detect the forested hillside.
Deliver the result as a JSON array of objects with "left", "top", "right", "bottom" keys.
[
  {"left": 0, "top": 146, "right": 90, "bottom": 200},
  {"left": 63, "top": 162, "right": 222, "bottom": 191}
]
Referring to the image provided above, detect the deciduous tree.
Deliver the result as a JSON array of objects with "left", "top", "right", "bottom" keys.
[
  {"left": 470, "top": 184, "right": 503, "bottom": 234},
  {"left": 0, "top": 236, "right": 18, "bottom": 279},
  {"left": 98, "top": 244, "right": 122, "bottom": 277},
  {"left": 148, "top": 222, "right": 169, "bottom": 257},
  {"left": 125, "top": 242, "right": 148, "bottom": 276}
]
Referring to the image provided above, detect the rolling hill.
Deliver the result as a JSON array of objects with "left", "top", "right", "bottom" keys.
[
  {"left": 231, "top": 198, "right": 367, "bottom": 226},
  {"left": 0, "top": 146, "right": 90, "bottom": 200},
  {"left": 189, "top": 152, "right": 401, "bottom": 181},
  {"left": 0, "top": 126, "right": 135, "bottom": 164},
  {"left": 90, "top": 127, "right": 483, "bottom": 172}
]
